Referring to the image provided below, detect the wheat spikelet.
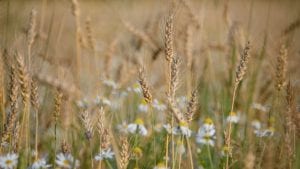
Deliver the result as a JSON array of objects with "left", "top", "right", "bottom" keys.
[
  {"left": 138, "top": 67, "right": 152, "bottom": 104},
  {"left": 165, "top": 12, "right": 174, "bottom": 62},
  {"left": 71, "top": 0, "right": 83, "bottom": 78},
  {"left": 185, "top": 89, "right": 197, "bottom": 123},
  {"left": 16, "top": 53, "right": 30, "bottom": 104},
  {"left": 79, "top": 110, "right": 93, "bottom": 140},
  {"left": 235, "top": 41, "right": 251, "bottom": 86},
  {"left": 85, "top": 17, "right": 96, "bottom": 51},
  {"left": 282, "top": 18, "right": 300, "bottom": 36},
  {"left": 61, "top": 140, "right": 71, "bottom": 154},
  {"left": 119, "top": 137, "right": 130, "bottom": 169},
  {"left": 12, "top": 122, "right": 20, "bottom": 153},
  {"left": 27, "top": 9, "right": 37, "bottom": 55},
  {"left": 30, "top": 79, "right": 39, "bottom": 110},
  {"left": 96, "top": 107, "right": 105, "bottom": 136},
  {"left": 53, "top": 90, "right": 63, "bottom": 122},
  {"left": 100, "top": 129, "right": 111, "bottom": 150},
  {"left": 1, "top": 65, "right": 19, "bottom": 146},
  {"left": 275, "top": 44, "right": 287, "bottom": 91}
]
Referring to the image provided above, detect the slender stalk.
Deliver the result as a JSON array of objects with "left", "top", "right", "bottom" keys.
[
  {"left": 186, "top": 136, "right": 194, "bottom": 169},
  {"left": 207, "top": 144, "right": 213, "bottom": 169}
]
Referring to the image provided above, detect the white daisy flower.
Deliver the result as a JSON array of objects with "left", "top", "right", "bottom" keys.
[
  {"left": 226, "top": 112, "right": 240, "bottom": 124},
  {"left": 102, "top": 79, "right": 118, "bottom": 89},
  {"left": 94, "top": 148, "right": 114, "bottom": 161},
  {"left": 200, "top": 118, "right": 216, "bottom": 136},
  {"left": 138, "top": 99, "right": 148, "bottom": 113},
  {"left": 196, "top": 135, "right": 215, "bottom": 147},
  {"left": 173, "top": 121, "right": 192, "bottom": 137},
  {"left": 127, "top": 83, "right": 142, "bottom": 94},
  {"left": 76, "top": 98, "right": 89, "bottom": 109},
  {"left": 152, "top": 99, "right": 167, "bottom": 112},
  {"left": 251, "top": 119, "right": 261, "bottom": 130},
  {"left": 163, "top": 124, "right": 174, "bottom": 134},
  {"left": 220, "top": 146, "right": 232, "bottom": 157},
  {"left": 255, "top": 127, "right": 275, "bottom": 137},
  {"left": 102, "top": 98, "right": 112, "bottom": 107},
  {"left": 252, "top": 103, "right": 269, "bottom": 112},
  {"left": 196, "top": 118, "right": 216, "bottom": 147},
  {"left": 117, "top": 121, "right": 128, "bottom": 134},
  {"left": 0, "top": 153, "right": 18, "bottom": 169},
  {"left": 127, "top": 118, "right": 148, "bottom": 136},
  {"left": 261, "top": 127, "right": 275, "bottom": 137},
  {"left": 55, "top": 153, "right": 79, "bottom": 169},
  {"left": 29, "top": 158, "right": 51, "bottom": 169}
]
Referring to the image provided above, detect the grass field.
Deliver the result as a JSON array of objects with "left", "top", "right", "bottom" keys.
[{"left": 0, "top": 0, "right": 299, "bottom": 168}]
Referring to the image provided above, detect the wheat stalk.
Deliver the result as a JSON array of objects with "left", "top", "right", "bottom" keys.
[{"left": 225, "top": 41, "right": 251, "bottom": 169}]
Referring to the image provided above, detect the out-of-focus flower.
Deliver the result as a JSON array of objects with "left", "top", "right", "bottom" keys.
[
  {"left": 0, "top": 153, "right": 18, "bottom": 169},
  {"left": 196, "top": 118, "right": 216, "bottom": 147},
  {"left": 94, "top": 148, "right": 114, "bottom": 161},
  {"left": 138, "top": 99, "right": 149, "bottom": 113},
  {"left": 117, "top": 121, "right": 128, "bottom": 134},
  {"left": 173, "top": 121, "right": 192, "bottom": 137},
  {"left": 56, "top": 153, "right": 79, "bottom": 169},
  {"left": 29, "top": 158, "right": 52, "bottom": 169},
  {"left": 226, "top": 112, "right": 240, "bottom": 124},
  {"left": 102, "top": 79, "right": 118, "bottom": 89},
  {"left": 127, "top": 118, "right": 148, "bottom": 136},
  {"left": 152, "top": 99, "right": 167, "bottom": 112},
  {"left": 76, "top": 98, "right": 89, "bottom": 109},
  {"left": 252, "top": 103, "right": 269, "bottom": 112}
]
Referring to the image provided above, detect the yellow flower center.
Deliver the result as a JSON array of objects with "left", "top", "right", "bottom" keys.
[
  {"left": 141, "top": 99, "right": 148, "bottom": 105},
  {"left": 156, "top": 162, "right": 166, "bottom": 167},
  {"left": 133, "top": 83, "right": 140, "bottom": 89},
  {"left": 179, "top": 121, "right": 188, "bottom": 127},
  {"left": 135, "top": 118, "right": 144, "bottom": 125},
  {"left": 204, "top": 118, "right": 213, "bottom": 125},
  {"left": 222, "top": 146, "right": 229, "bottom": 152},
  {"left": 5, "top": 160, "right": 12, "bottom": 165},
  {"left": 268, "top": 127, "right": 275, "bottom": 131},
  {"left": 269, "top": 117, "right": 275, "bottom": 123},
  {"left": 133, "top": 147, "right": 143, "bottom": 158},
  {"left": 229, "top": 112, "right": 236, "bottom": 116},
  {"left": 63, "top": 159, "right": 70, "bottom": 166}
]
